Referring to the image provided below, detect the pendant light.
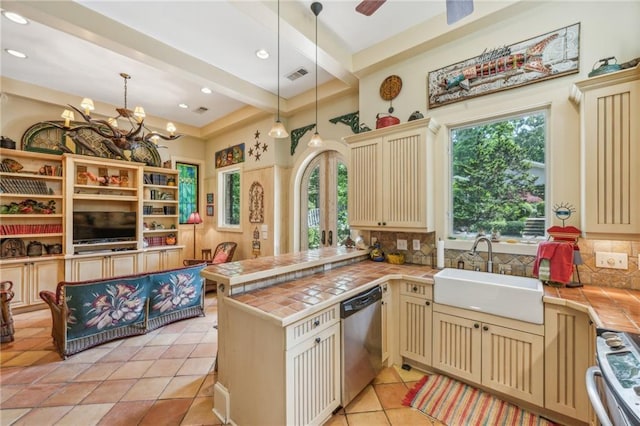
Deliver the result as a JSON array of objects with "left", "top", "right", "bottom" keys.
[
  {"left": 308, "top": 2, "right": 323, "bottom": 147},
  {"left": 268, "top": 0, "right": 289, "bottom": 138}
]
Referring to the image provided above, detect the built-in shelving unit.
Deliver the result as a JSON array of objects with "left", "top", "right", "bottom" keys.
[{"left": 142, "top": 166, "right": 179, "bottom": 249}]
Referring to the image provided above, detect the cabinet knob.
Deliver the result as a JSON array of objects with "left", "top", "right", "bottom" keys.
[
  {"left": 474, "top": 323, "right": 480, "bottom": 329},
  {"left": 382, "top": 222, "right": 386, "bottom": 226},
  {"left": 315, "top": 337, "right": 321, "bottom": 344},
  {"left": 378, "top": 222, "right": 382, "bottom": 226},
  {"left": 483, "top": 325, "right": 489, "bottom": 331},
  {"left": 313, "top": 319, "right": 320, "bottom": 327},
  {"left": 412, "top": 286, "right": 418, "bottom": 292},
  {"left": 425, "top": 301, "right": 430, "bottom": 306}
]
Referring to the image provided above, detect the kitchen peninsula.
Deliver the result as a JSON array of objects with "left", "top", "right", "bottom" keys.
[{"left": 202, "top": 247, "right": 636, "bottom": 426}]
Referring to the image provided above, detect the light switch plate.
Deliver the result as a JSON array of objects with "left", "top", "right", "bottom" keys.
[
  {"left": 397, "top": 239, "right": 407, "bottom": 250},
  {"left": 595, "top": 251, "right": 628, "bottom": 270},
  {"left": 413, "top": 239, "right": 421, "bottom": 250}
]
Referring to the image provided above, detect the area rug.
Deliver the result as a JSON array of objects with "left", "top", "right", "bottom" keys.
[{"left": 403, "top": 374, "right": 556, "bottom": 426}]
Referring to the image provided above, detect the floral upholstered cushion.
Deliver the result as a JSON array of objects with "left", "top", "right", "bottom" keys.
[
  {"left": 64, "top": 276, "right": 149, "bottom": 341},
  {"left": 148, "top": 263, "right": 205, "bottom": 319}
]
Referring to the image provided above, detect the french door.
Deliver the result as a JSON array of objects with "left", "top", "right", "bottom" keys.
[{"left": 300, "top": 151, "right": 348, "bottom": 250}]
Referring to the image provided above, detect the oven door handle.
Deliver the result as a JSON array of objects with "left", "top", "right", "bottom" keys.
[{"left": 585, "top": 366, "right": 614, "bottom": 426}]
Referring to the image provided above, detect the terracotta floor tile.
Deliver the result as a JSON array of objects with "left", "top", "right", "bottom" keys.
[
  {"left": 394, "top": 365, "right": 425, "bottom": 383},
  {"left": 345, "top": 385, "right": 383, "bottom": 414},
  {"left": 323, "top": 413, "right": 349, "bottom": 426},
  {"left": 81, "top": 379, "right": 137, "bottom": 404},
  {"left": 147, "top": 333, "right": 181, "bottom": 346},
  {"left": 75, "top": 362, "right": 124, "bottom": 382},
  {"left": 97, "top": 400, "right": 154, "bottom": 426},
  {"left": 0, "top": 408, "right": 31, "bottom": 425},
  {"left": 2, "top": 383, "right": 62, "bottom": 408},
  {"left": 346, "top": 410, "right": 391, "bottom": 426},
  {"left": 41, "top": 381, "right": 100, "bottom": 406},
  {"left": 374, "top": 366, "right": 403, "bottom": 384},
  {"left": 138, "top": 398, "right": 192, "bottom": 426},
  {"left": 119, "top": 333, "right": 155, "bottom": 347},
  {"left": 63, "top": 347, "right": 112, "bottom": 364},
  {"left": 177, "top": 357, "right": 215, "bottom": 376},
  {"left": 199, "top": 331, "right": 218, "bottom": 343},
  {"left": 384, "top": 407, "right": 434, "bottom": 425},
  {"left": 2, "top": 350, "right": 51, "bottom": 367},
  {"left": 159, "top": 375, "right": 205, "bottom": 399},
  {"left": 99, "top": 345, "right": 141, "bottom": 362},
  {"left": 0, "top": 384, "right": 22, "bottom": 403},
  {"left": 374, "top": 382, "right": 410, "bottom": 409},
  {"left": 131, "top": 345, "right": 169, "bottom": 360},
  {"left": 181, "top": 396, "right": 222, "bottom": 425},
  {"left": 108, "top": 360, "right": 154, "bottom": 380},
  {"left": 143, "top": 358, "right": 186, "bottom": 377},
  {"left": 189, "top": 342, "right": 217, "bottom": 358},
  {"left": 0, "top": 350, "right": 20, "bottom": 363},
  {"left": 9, "top": 405, "right": 73, "bottom": 426},
  {"left": 197, "top": 373, "right": 217, "bottom": 397},
  {"left": 160, "top": 344, "right": 196, "bottom": 359},
  {"left": 120, "top": 376, "right": 172, "bottom": 401},
  {"left": 56, "top": 403, "right": 114, "bottom": 425},
  {"left": 172, "top": 332, "right": 204, "bottom": 345},
  {"left": 38, "top": 363, "right": 92, "bottom": 384}
]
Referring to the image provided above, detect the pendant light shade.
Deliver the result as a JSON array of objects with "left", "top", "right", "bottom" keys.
[
  {"left": 268, "top": 0, "right": 289, "bottom": 139},
  {"left": 308, "top": 2, "right": 323, "bottom": 147}
]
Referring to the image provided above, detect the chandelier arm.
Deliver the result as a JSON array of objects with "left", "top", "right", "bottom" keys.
[{"left": 143, "top": 132, "right": 182, "bottom": 142}]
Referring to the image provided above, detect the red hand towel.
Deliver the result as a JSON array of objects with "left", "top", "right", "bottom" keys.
[{"left": 533, "top": 241, "right": 574, "bottom": 284}]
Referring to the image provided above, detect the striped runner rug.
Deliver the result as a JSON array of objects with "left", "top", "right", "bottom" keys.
[{"left": 403, "top": 374, "right": 556, "bottom": 425}]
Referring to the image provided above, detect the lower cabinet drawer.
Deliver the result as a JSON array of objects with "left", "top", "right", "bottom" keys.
[{"left": 286, "top": 304, "right": 339, "bottom": 350}]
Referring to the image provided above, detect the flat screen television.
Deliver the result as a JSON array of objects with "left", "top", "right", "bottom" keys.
[{"left": 73, "top": 211, "right": 137, "bottom": 244}]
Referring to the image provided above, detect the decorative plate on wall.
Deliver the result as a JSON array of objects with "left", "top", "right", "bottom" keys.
[{"left": 379, "top": 75, "right": 403, "bottom": 101}]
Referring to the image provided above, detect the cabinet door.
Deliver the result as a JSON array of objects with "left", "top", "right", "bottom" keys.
[
  {"left": 381, "top": 128, "right": 428, "bottom": 228},
  {"left": 399, "top": 294, "right": 432, "bottom": 366},
  {"left": 143, "top": 251, "right": 162, "bottom": 272},
  {"left": 163, "top": 248, "right": 182, "bottom": 270},
  {"left": 348, "top": 138, "right": 383, "bottom": 227},
  {"left": 286, "top": 322, "right": 340, "bottom": 426},
  {"left": 29, "top": 259, "right": 61, "bottom": 305},
  {"left": 0, "top": 263, "right": 28, "bottom": 308},
  {"left": 582, "top": 78, "right": 640, "bottom": 236},
  {"left": 71, "top": 257, "right": 105, "bottom": 281},
  {"left": 544, "top": 304, "right": 594, "bottom": 422},
  {"left": 432, "top": 311, "right": 481, "bottom": 384},
  {"left": 480, "top": 322, "right": 544, "bottom": 406},
  {"left": 108, "top": 253, "right": 138, "bottom": 276}
]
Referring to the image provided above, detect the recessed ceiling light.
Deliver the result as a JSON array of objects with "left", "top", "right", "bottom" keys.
[
  {"left": 178, "top": 103, "right": 189, "bottom": 109},
  {"left": 256, "top": 49, "right": 269, "bottom": 60},
  {"left": 201, "top": 87, "right": 212, "bottom": 94},
  {"left": 5, "top": 49, "right": 27, "bottom": 59},
  {"left": 2, "top": 11, "right": 29, "bottom": 25}
]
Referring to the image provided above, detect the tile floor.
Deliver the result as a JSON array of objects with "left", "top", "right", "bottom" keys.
[{"left": 1, "top": 293, "right": 442, "bottom": 426}]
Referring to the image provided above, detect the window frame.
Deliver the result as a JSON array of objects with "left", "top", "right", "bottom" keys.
[
  {"left": 217, "top": 164, "right": 242, "bottom": 231},
  {"left": 447, "top": 107, "right": 549, "bottom": 241},
  {"left": 175, "top": 161, "right": 201, "bottom": 225}
]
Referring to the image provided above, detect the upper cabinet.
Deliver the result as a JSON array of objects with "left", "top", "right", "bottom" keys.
[
  {"left": 344, "top": 118, "right": 440, "bottom": 231},
  {"left": 570, "top": 65, "right": 640, "bottom": 239}
]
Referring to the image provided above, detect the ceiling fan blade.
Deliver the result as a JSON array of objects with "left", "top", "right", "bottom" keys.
[
  {"left": 355, "top": 0, "right": 386, "bottom": 16},
  {"left": 446, "top": 0, "right": 474, "bottom": 24}
]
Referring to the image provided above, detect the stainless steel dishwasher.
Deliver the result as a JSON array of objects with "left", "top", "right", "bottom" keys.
[{"left": 341, "top": 285, "right": 383, "bottom": 406}]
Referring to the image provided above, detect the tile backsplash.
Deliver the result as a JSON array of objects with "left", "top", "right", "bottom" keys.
[{"left": 351, "top": 230, "right": 639, "bottom": 290}]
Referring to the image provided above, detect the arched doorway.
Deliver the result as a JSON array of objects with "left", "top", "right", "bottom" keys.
[{"left": 300, "top": 150, "right": 349, "bottom": 250}]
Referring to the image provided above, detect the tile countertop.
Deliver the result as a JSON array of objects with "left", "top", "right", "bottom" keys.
[{"left": 204, "top": 248, "right": 640, "bottom": 332}]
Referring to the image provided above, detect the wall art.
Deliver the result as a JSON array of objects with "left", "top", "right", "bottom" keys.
[
  {"left": 247, "top": 130, "right": 268, "bottom": 162},
  {"left": 428, "top": 23, "right": 580, "bottom": 109},
  {"left": 206, "top": 193, "right": 214, "bottom": 204},
  {"left": 249, "top": 181, "right": 264, "bottom": 223},
  {"left": 215, "top": 143, "right": 245, "bottom": 168},
  {"left": 206, "top": 205, "right": 214, "bottom": 216}
]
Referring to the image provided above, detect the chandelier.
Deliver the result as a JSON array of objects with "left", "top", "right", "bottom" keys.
[{"left": 55, "top": 72, "right": 181, "bottom": 165}]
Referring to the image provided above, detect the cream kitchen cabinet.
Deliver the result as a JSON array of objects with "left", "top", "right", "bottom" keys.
[
  {"left": 544, "top": 303, "right": 595, "bottom": 423},
  {"left": 67, "top": 251, "right": 138, "bottom": 281},
  {"left": 0, "top": 258, "right": 61, "bottom": 309},
  {"left": 432, "top": 305, "right": 544, "bottom": 407},
  {"left": 142, "top": 247, "right": 182, "bottom": 272},
  {"left": 399, "top": 281, "right": 432, "bottom": 367},
  {"left": 344, "top": 118, "right": 439, "bottom": 231},
  {"left": 570, "top": 65, "right": 640, "bottom": 239}
]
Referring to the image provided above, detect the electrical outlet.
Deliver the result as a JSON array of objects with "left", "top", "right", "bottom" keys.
[
  {"left": 413, "top": 239, "right": 421, "bottom": 250},
  {"left": 595, "top": 251, "right": 628, "bottom": 270},
  {"left": 397, "top": 239, "right": 407, "bottom": 250}
]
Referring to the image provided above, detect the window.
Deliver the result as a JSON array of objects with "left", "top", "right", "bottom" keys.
[
  {"left": 177, "top": 162, "right": 200, "bottom": 224},
  {"left": 218, "top": 166, "right": 241, "bottom": 228},
  {"left": 450, "top": 110, "right": 546, "bottom": 239}
]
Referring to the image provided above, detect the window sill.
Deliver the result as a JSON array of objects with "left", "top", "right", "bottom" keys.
[{"left": 444, "top": 238, "right": 540, "bottom": 256}]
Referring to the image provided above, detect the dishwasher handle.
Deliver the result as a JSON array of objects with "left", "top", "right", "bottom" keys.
[
  {"left": 341, "top": 286, "right": 382, "bottom": 319},
  {"left": 585, "top": 366, "right": 614, "bottom": 426}
]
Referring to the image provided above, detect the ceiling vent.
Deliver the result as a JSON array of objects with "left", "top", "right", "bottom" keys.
[
  {"left": 193, "top": 106, "right": 208, "bottom": 114},
  {"left": 286, "top": 67, "right": 308, "bottom": 81}
]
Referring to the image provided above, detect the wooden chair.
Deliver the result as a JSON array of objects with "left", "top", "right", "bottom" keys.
[{"left": 183, "top": 242, "right": 237, "bottom": 292}]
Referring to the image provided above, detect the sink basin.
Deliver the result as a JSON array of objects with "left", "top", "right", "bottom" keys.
[{"left": 433, "top": 268, "right": 544, "bottom": 324}]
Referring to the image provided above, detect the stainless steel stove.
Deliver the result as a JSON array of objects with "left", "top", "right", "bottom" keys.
[{"left": 586, "top": 328, "right": 640, "bottom": 425}]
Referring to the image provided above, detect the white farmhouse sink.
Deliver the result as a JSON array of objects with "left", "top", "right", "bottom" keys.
[{"left": 433, "top": 268, "right": 544, "bottom": 324}]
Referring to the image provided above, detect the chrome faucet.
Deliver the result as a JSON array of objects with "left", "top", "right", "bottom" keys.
[{"left": 470, "top": 236, "right": 493, "bottom": 273}]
